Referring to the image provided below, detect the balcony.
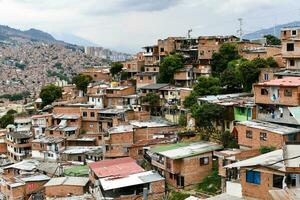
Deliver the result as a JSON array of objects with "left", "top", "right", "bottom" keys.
[{"left": 143, "top": 52, "right": 153, "bottom": 57}]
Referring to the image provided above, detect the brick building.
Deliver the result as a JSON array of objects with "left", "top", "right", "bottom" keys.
[
  {"left": 281, "top": 27, "right": 300, "bottom": 69},
  {"left": 106, "top": 85, "right": 135, "bottom": 107},
  {"left": 150, "top": 141, "right": 222, "bottom": 188},
  {"left": 225, "top": 143, "right": 300, "bottom": 200},
  {"left": 136, "top": 72, "right": 158, "bottom": 89},
  {"left": 31, "top": 136, "right": 66, "bottom": 161},
  {"left": 44, "top": 176, "right": 90, "bottom": 198},
  {"left": 89, "top": 157, "right": 165, "bottom": 200},
  {"left": 81, "top": 67, "right": 111, "bottom": 82},
  {"left": 254, "top": 77, "right": 300, "bottom": 126},
  {"left": 236, "top": 120, "right": 300, "bottom": 149},
  {"left": 6, "top": 131, "right": 33, "bottom": 162},
  {"left": 104, "top": 125, "right": 133, "bottom": 158}
]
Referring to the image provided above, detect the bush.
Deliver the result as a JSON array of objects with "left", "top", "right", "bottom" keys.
[
  {"left": 167, "top": 192, "right": 190, "bottom": 200},
  {"left": 259, "top": 146, "right": 276, "bottom": 154},
  {"left": 197, "top": 170, "right": 221, "bottom": 195}
]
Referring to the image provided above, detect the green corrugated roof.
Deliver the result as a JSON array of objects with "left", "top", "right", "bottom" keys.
[
  {"left": 64, "top": 165, "right": 89, "bottom": 177},
  {"left": 151, "top": 141, "right": 223, "bottom": 159},
  {"left": 151, "top": 143, "right": 190, "bottom": 153}
]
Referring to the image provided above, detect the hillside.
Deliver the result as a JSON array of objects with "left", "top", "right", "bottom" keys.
[{"left": 243, "top": 21, "right": 300, "bottom": 39}]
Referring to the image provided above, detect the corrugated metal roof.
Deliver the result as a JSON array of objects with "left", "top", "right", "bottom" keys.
[
  {"left": 151, "top": 141, "right": 223, "bottom": 159},
  {"left": 89, "top": 157, "right": 144, "bottom": 178},
  {"left": 100, "top": 171, "right": 164, "bottom": 191},
  {"left": 44, "top": 177, "right": 89, "bottom": 187},
  {"left": 225, "top": 149, "right": 284, "bottom": 171},
  {"left": 20, "top": 174, "right": 50, "bottom": 182},
  {"left": 237, "top": 120, "right": 300, "bottom": 135}
]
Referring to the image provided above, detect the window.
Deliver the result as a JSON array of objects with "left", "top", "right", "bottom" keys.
[
  {"left": 89, "top": 124, "right": 94, "bottom": 128},
  {"left": 140, "top": 76, "right": 144, "bottom": 80},
  {"left": 148, "top": 76, "right": 152, "bottom": 80},
  {"left": 260, "top": 132, "right": 267, "bottom": 141},
  {"left": 287, "top": 43, "right": 294, "bottom": 51},
  {"left": 146, "top": 68, "right": 149, "bottom": 71},
  {"left": 263, "top": 73, "right": 269, "bottom": 81},
  {"left": 90, "top": 112, "right": 95, "bottom": 117},
  {"left": 273, "top": 175, "right": 284, "bottom": 188},
  {"left": 83, "top": 112, "right": 87, "bottom": 117},
  {"left": 261, "top": 88, "right": 268, "bottom": 95},
  {"left": 246, "top": 170, "right": 261, "bottom": 185},
  {"left": 160, "top": 48, "right": 164, "bottom": 52},
  {"left": 154, "top": 68, "right": 156, "bottom": 71},
  {"left": 284, "top": 31, "right": 287, "bottom": 35},
  {"left": 292, "top": 30, "right": 297, "bottom": 36},
  {"left": 284, "top": 88, "right": 292, "bottom": 97},
  {"left": 200, "top": 157, "right": 209, "bottom": 165},
  {"left": 222, "top": 159, "right": 228, "bottom": 166},
  {"left": 246, "top": 130, "right": 253, "bottom": 139},
  {"left": 138, "top": 149, "right": 143, "bottom": 155},
  {"left": 290, "top": 59, "right": 295, "bottom": 67}
]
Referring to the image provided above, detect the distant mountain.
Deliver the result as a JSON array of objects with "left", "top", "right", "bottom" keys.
[
  {"left": 244, "top": 21, "right": 300, "bottom": 40},
  {"left": 0, "top": 24, "right": 130, "bottom": 61},
  {"left": 0, "top": 25, "right": 58, "bottom": 43},
  {"left": 52, "top": 33, "right": 99, "bottom": 46}
]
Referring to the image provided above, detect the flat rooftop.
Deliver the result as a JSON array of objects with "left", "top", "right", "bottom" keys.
[
  {"left": 255, "top": 77, "right": 300, "bottom": 87},
  {"left": 108, "top": 125, "right": 133, "bottom": 134},
  {"left": 139, "top": 83, "right": 169, "bottom": 90},
  {"left": 151, "top": 141, "right": 223, "bottom": 159},
  {"left": 198, "top": 93, "right": 254, "bottom": 107},
  {"left": 130, "top": 118, "right": 174, "bottom": 128},
  {"left": 237, "top": 120, "right": 300, "bottom": 135}
]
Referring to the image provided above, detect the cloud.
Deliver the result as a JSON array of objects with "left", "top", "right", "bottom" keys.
[{"left": 0, "top": 0, "right": 298, "bottom": 53}]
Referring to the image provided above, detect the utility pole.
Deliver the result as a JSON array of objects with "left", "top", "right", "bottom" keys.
[
  {"left": 187, "top": 29, "right": 192, "bottom": 39},
  {"left": 237, "top": 18, "right": 243, "bottom": 41}
]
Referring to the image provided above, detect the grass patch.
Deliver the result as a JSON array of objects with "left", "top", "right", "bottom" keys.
[{"left": 167, "top": 191, "right": 190, "bottom": 200}]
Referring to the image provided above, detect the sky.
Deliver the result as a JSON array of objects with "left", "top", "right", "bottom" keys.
[{"left": 0, "top": 0, "right": 299, "bottom": 53}]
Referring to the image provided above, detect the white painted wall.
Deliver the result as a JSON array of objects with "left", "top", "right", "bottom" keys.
[{"left": 226, "top": 181, "right": 242, "bottom": 198}]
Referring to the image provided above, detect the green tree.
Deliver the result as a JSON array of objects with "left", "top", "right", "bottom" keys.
[
  {"left": 194, "top": 76, "right": 221, "bottom": 96},
  {"left": 178, "top": 114, "right": 187, "bottom": 127},
  {"left": 39, "top": 84, "right": 63, "bottom": 107},
  {"left": 120, "top": 71, "right": 128, "bottom": 80},
  {"left": 239, "top": 60, "right": 260, "bottom": 92},
  {"left": 211, "top": 43, "right": 240, "bottom": 76},
  {"left": 110, "top": 62, "right": 123, "bottom": 77},
  {"left": 183, "top": 77, "right": 221, "bottom": 109},
  {"left": 192, "top": 103, "right": 225, "bottom": 128},
  {"left": 141, "top": 93, "right": 160, "bottom": 115},
  {"left": 220, "top": 62, "right": 242, "bottom": 93},
  {"left": 157, "top": 53, "right": 184, "bottom": 84},
  {"left": 0, "top": 114, "right": 14, "bottom": 128},
  {"left": 183, "top": 93, "right": 198, "bottom": 109},
  {"left": 219, "top": 131, "right": 239, "bottom": 148},
  {"left": 266, "top": 57, "right": 279, "bottom": 68},
  {"left": 264, "top": 34, "right": 281, "bottom": 45},
  {"left": 6, "top": 109, "right": 17, "bottom": 115},
  {"left": 72, "top": 74, "right": 92, "bottom": 93}
]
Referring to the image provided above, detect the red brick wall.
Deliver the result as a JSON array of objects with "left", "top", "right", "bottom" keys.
[
  {"left": 254, "top": 85, "right": 300, "bottom": 106},
  {"left": 45, "top": 185, "right": 86, "bottom": 197},
  {"left": 236, "top": 123, "right": 288, "bottom": 149},
  {"left": 240, "top": 168, "right": 275, "bottom": 200}
]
